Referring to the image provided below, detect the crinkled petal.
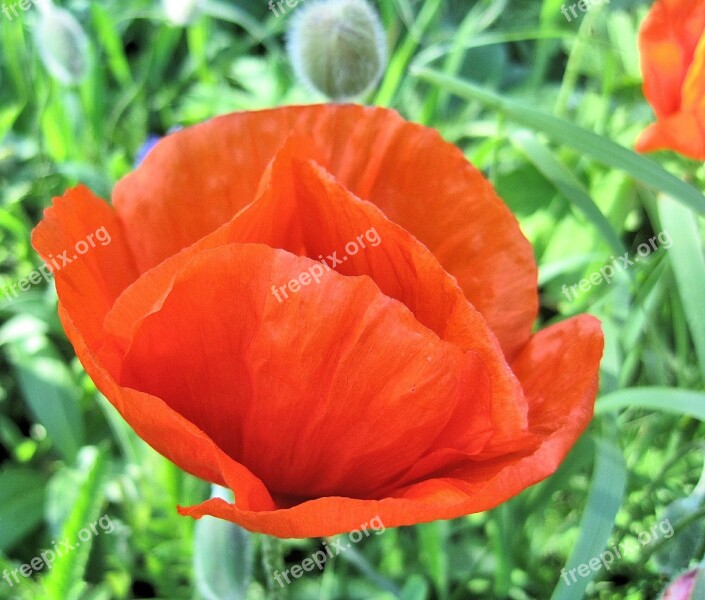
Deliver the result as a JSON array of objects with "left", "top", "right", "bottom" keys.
[
  {"left": 179, "top": 315, "right": 603, "bottom": 538},
  {"left": 113, "top": 105, "right": 538, "bottom": 358},
  {"left": 118, "top": 243, "right": 495, "bottom": 498}
]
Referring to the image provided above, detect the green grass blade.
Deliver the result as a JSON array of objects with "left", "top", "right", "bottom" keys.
[
  {"left": 512, "top": 131, "right": 625, "bottom": 255},
  {"left": 200, "top": 0, "right": 268, "bottom": 44},
  {"left": 42, "top": 447, "right": 109, "bottom": 600},
  {"left": 596, "top": 388, "right": 705, "bottom": 421},
  {"left": 0, "top": 467, "right": 46, "bottom": 551},
  {"left": 374, "top": 0, "right": 443, "bottom": 107},
  {"left": 411, "top": 69, "right": 705, "bottom": 215},
  {"left": 90, "top": 4, "right": 133, "bottom": 87},
  {"left": 658, "top": 194, "right": 705, "bottom": 382},
  {"left": 550, "top": 430, "right": 627, "bottom": 600},
  {"left": 194, "top": 486, "right": 254, "bottom": 600}
]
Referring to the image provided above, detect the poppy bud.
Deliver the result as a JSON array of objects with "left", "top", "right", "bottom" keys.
[
  {"left": 162, "top": 0, "right": 200, "bottom": 26},
  {"left": 34, "top": 2, "right": 89, "bottom": 86},
  {"left": 661, "top": 566, "right": 705, "bottom": 599},
  {"left": 287, "top": 0, "right": 387, "bottom": 101}
]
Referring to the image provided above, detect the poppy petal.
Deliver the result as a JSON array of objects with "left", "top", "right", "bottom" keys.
[
  {"left": 113, "top": 105, "right": 537, "bottom": 358},
  {"left": 118, "top": 243, "right": 496, "bottom": 498},
  {"left": 30, "top": 186, "right": 139, "bottom": 350},
  {"left": 635, "top": 108, "right": 705, "bottom": 160},
  {"left": 106, "top": 135, "right": 529, "bottom": 442},
  {"left": 218, "top": 135, "right": 530, "bottom": 438},
  {"left": 56, "top": 303, "right": 276, "bottom": 498},
  {"left": 639, "top": 0, "right": 705, "bottom": 118},
  {"left": 179, "top": 315, "right": 602, "bottom": 538},
  {"left": 682, "top": 34, "right": 705, "bottom": 111}
]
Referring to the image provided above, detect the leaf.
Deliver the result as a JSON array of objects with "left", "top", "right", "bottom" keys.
[
  {"left": 411, "top": 69, "right": 705, "bottom": 216},
  {"left": 0, "top": 467, "right": 46, "bottom": 551},
  {"left": 4, "top": 335, "right": 84, "bottom": 464},
  {"left": 511, "top": 131, "right": 625, "bottom": 255},
  {"left": 551, "top": 429, "right": 627, "bottom": 600},
  {"left": 400, "top": 575, "right": 430, "bottom": 600},
  {"left": 416, "top": 521, "right": 449, "bottom": 599},
  {"left": 194, "top": 486, "right": 254, "bottom": 600},
  {"left": 42, "top": 447, "right": 109, "bottom": 600},
  {"left": 653, "top": 493, "right": 705, "bottom": 575},
  {"left": 595, "top": 388, "right": 705, "bottom": 421},
  {"left": 658, "top": 195, "right": 705, "bottom": 382},
  {"left": 90, "top": 4, "right": 132, "bottom": 86}
]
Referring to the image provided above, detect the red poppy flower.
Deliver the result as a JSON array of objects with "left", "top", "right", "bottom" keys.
[
  {"left": 32, "top": 105, "right": 603, "bottom": 538},
  {"left": 636, "top": 0, "right": 705, "bottom": 160}
]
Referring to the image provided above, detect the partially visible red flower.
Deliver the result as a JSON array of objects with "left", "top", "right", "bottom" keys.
[
  {"left": 32, "top": 105, "right": 603, "bottom": 538},
  {"left": 636, "top": 0, "right": 705, "bottom": 160}
]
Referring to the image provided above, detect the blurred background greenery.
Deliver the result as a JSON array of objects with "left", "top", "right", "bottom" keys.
[{"left": 1, "top": 0, "right": 705, "bottom": 598}]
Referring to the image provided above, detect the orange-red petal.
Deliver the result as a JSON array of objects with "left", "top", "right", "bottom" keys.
[
  {"left": 112, "top": 105, "right": 538, "bottom": 358},
  {"left": 31, "top": 186, "right": 139, "bottom": 350},
  {"left": 639, "top": 0, "right": 705, "bottom": 118},
  {"left": 179, "top": 315, "right": 603, "bottom": 538},
  {"left": 635, "top": 108, "right": 705, "bottom": 160},
  {"left": 637, "top": 0, "right": 705, "bottom": 159},
  {"left": 104, "top": 136, "right": 529, "bottom": 444},
  {"left": 117, "top": 244, "right": 495, "bottom": 498}
]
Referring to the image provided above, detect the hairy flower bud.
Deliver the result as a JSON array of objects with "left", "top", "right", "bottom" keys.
[
  {"left": 34, "top": 2, "right": 89, "bottom": 86},
  {"left": 287, "top": 0, "right": 387, "bottom": 101},
  {"left": 162, "top": 0, "right": 201, "bottom": 26}
]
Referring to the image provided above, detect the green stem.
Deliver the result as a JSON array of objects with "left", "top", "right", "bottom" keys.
[
  {"left": 554, "top": 5, "right": 602, "bottom": 118},
  {"left": 260, "top": 535, "right": 287, "bottom": 600},
  {"left": 374, "top": 0, "right": 443, "bottom": 107}
]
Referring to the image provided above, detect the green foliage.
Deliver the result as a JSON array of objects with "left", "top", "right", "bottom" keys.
[{"left": 1, "top": 0, "right": 704, "bottom": 599}]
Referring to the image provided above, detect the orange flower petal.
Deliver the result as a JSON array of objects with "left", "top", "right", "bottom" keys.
[
  {"left": 29, "top": 188, "right": 248, "bottom": 486},
  {"left": 118, "top": 243, "right": 495, "bottom": 498},
  {"left": 30, "top": 186, "right": 139, "bottom": 350},
  {"left": 105, "top": 135, "right": 528, "bottom": 442},
  {"left": 220, "top": 134, "right": 529, "bottom": 438},
  {"left": 682, "top": 34, "right": 705, "bottom": 111},
  {"left": 635, "top": 108, "right": 705, "bottom": 160},
  {"left": 179, "top": 315, "right": 602, "bottom": 538},
  {"left": 113, "top": 105, "right": 537, "bottom": 358},
  {"left": 639, "top": 0, "right": 705, "bottom": 118}
]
